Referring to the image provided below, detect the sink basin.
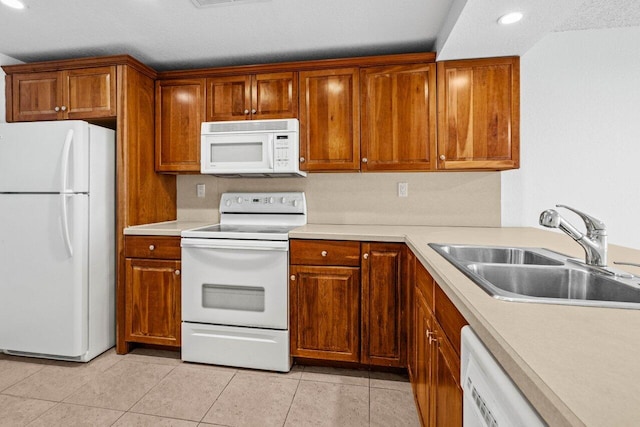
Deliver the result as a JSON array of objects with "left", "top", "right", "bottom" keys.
[
  {"left": 436, "top": 244, "right": 563, "bottom": 266},
  {"left": 429, "top": 243, "right": 640, "bottom": 309},
  {"left": 467, "top": 264, "right": 640, "bottom": 304}
]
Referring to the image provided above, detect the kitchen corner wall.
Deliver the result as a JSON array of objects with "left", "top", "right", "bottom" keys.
[
  {"left": 177, "top": 172, "right": 501, "bottom": 226},
  {"left": 502, "top": 26, "right": 640, "bottom": 250},
  {"left": 0, "top": 53, "right": 22, "bottom": 123}
]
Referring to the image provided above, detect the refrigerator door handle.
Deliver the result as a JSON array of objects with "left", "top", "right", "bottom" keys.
[
  {"left": 60, "top": 129, "right": 74, "bottom": 193},
  {"left": 60, "top": 193, "right": 73, "bottom": 257}
]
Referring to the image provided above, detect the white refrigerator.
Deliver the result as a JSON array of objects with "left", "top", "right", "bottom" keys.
[{"left": 0, "top": 120, "right": 115, "bottom": 362}]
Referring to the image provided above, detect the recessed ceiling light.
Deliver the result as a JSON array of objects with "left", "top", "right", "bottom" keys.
[
  {"left": 1, "top": 0, "right": 25, "bottom": 9},
  {"left": 498, "top": 12, "right": 523, "bottom": 25}
]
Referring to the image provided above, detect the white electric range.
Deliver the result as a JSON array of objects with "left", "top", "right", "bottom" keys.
[{"left": 181, "top": 192, "right": 306, "bottom": 372}]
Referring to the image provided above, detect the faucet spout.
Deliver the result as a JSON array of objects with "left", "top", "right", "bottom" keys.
[{"left": 539, "top": 205, "right": 607, "bottom": 267}]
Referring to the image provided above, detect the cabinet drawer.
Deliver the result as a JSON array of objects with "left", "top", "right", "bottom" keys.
[
  {"left": 125, "top": 236, "right": 181, "bottom": 260},
  {"left": 435, "top": 285, "right": 467, "bottom": 355},
  {"left": 290, "top": 239, "right": 361, "bottom": 266}
]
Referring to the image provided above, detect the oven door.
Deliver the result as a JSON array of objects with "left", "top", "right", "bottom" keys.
[
  {"left": 200, "top": 133, "right": 273, "bottom": 174},
  {"left": 181, "top": 238, "right": 288, "bottom": 329}
]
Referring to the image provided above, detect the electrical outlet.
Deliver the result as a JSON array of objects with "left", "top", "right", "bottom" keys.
[
  {"left": 398, "top": 182, "right": 408, "bottom": 197},
  {"left": 196, "top": 183, "right": 206, "bottom": 198}
]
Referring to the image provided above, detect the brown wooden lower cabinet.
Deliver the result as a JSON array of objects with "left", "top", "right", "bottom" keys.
[
  {"left": 124, "top": 235, "right": 182, "bottom": 348},
  {"left": 411, "top": 261, "right": 466, "bottom": 427},
  {"left": 289, "top": 239, "right": 406, "bottom": 367},
  {"left": 289, "top": 265, "right": 361, "bottom": 362}
]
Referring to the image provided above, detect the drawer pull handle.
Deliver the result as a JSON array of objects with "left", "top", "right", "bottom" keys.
[
  {"left": 149, "top": 245, "right": 155, "bottom": 251},
  {"left": 363, "top": 253, "right": 369, "bottom": 259},
  {"left": 290, "top": 275, "right": 296, "bottom": 281},
  {"left": 175, "top": 269, "right": 180, "bottom": 276},
  {"left": 321, "top": 251, "right": 328, "bottom": 257}
]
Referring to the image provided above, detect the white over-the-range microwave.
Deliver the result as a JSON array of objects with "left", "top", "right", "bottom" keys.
[{"left": 200, "top": 118, "right": 306, "bottom": 177}]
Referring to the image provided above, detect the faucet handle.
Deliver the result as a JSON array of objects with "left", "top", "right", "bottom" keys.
[{"left": 556, "top": 204, "right": 606, "bottom": 233}]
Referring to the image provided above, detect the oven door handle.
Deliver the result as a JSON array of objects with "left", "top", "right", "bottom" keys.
[{"left": 181, "top": 238, "right": 288, "bottom": 251}]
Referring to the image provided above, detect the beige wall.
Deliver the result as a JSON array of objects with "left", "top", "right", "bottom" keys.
[{"left": 177, "top": 172, "right": 502, "bottom": 226}]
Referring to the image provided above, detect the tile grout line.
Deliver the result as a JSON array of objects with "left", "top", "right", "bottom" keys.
[
  {"left": 23, "top": 400, "right": 62, "bottom": 426},
  {"left": 196, "top": 367, "right": 239, "bottom": 424},
  {"left": 281, "top": 365, "right": 305, "bottom": 427},
  {"left": 114, "top": 358, "right": 181, "bottom": 414}
]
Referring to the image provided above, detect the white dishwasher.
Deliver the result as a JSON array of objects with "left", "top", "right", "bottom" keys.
[{"left": 461, "top": 326, "right": 546, "bottom": 427}]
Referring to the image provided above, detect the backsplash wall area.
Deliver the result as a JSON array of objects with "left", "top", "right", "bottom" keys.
[{"left": 177, "top": 172, "right": 501, "bottom": 226}]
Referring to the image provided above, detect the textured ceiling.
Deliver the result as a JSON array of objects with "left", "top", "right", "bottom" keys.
[
  {"left": 0, "top": 0, "right": 453, "bottom": 71},
  {"left": 0, "top": 0, "right": 639, "bottom": 70},
  {"left": 554, "top": 0, "right": 640, "bottom": 31}
]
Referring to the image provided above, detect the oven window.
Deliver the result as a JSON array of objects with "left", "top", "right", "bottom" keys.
[
  {"left": 211, "top": 142, "right": 263, "bottom": 163},
  {"left": 202, "top": 284, "right": 265, "bottom": 312}
]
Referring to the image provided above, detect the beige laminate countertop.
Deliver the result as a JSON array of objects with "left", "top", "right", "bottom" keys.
[
  {"left": 123, "top": 220, "right": 214, "bottom": 236},
  {"left": 290, "top": 224, "right": 640, "bottom": 427}
]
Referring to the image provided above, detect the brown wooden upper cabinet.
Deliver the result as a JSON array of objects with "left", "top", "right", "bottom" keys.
[
  {"left": 206, "top": 72, "right": 298, "bottom": 121},
  {"left": 437, "top": 57, "right": 520, "bottom": 170},
  {"left": 155, "top": 79, "right": 205, "bottom": 173},
  {"left": 10, "top": 66, "right": 116, "bottom": 122},
  {"left": 361, "top": 63, "right": 437, "bottom": 171},
  {"left": 298, "top": 68, "right": 360, "bottom": 171}
]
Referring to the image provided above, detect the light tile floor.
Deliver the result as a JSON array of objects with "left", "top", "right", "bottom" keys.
[{"left": 0, "top": 348, "right": 420, "bottom": 426}]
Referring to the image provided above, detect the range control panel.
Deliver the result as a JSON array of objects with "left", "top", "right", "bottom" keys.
[{"left": 219, "top": 192, "right": 306, "bottom": 215}]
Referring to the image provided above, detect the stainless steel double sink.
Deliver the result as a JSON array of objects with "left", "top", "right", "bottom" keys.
[{"left": 429, "top": 244, "right": 640, "bottom": 309}]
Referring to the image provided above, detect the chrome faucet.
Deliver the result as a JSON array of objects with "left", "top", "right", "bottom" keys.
[{"left": 539, "top": 205, "right": 607, "bottom": 267}]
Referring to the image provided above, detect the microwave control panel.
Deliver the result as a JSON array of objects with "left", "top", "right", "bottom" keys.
[{"left": 274, "top": 133, "right": 297, "bottom": 171}]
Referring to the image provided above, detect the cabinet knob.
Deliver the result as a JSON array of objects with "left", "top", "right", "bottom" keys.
[
  {"left": 363, "top": 253, "right": 369, "bottom": 259},
  {"left": 175, "top": 269, "right": 180, "bottom": 276},
  {"left": 299, "top": 157, "right": 305, "bottom": 163},
  {"left": 439, "top": 155, "right": 446, "bottom": 161},
  {"left": 251, "top": 109, "right": 257, "bottom": 114},
  {"left": 290, "top": 275, "right": 296, "bottom": 281},
  {"left": 60, "top": 106, "right": 67, "bottom": 111},
  {"left": 54, "top": 106, "right": 60, "bottom": 112},
  {"left": 148, "top": 245, "right": 155, "bottom": 251},
  {"left": 362, "top": 157, "right": 368, "bottom": 163},
  {"left": 244, "top": 109, "right": 250, "bottom": 115},
  {"left": 321, "top": 250, "right": 328, "bottom": 257}
]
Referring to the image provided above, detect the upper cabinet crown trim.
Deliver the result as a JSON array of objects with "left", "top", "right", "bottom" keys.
[
  {"left": 2, "top": 55, "right": 157, "bottom": 79},
  {"left": 157, "top": 52, "right": 437, "bottom": 80}
]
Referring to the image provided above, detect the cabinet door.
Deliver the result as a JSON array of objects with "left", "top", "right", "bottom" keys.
[
  {"left": 360, "top": 63, "right": 436, "bottom": 171},
  {"left": 437, "top": 57, "right": 520, "bottom": 170},
  {"left": 434, "top": 321, "right": 463, "bottom": 427},
  {"left": 290, "top": 265, "right": 360, "bottom": 362},
  {"left": 361, "top": 242, "right": 405, "bottom": 367},
  {"left": 404, "top": 247, "right": 417, "bottom": 379},
  {"left": 125, "top": 258, "right": 181, "bottom": 347},
  {"left": 299, "top": 68, "right": 360, "bottom": 171},
  {"left": 64, "top": 66, "right": 117, "bottom": 119},
  {"left": 415, "top": 288, "right": 435, "bottom": 427},
  {"left": 252, "top": 72, "right": 298, "bottom": 119},
  {"left": 11, "top": 71, "right": 61, "bottom": 121},
  {"left": 155, "top": 79, "right": 205, "bottom": 172},
  {"left": 206, "top": 75, "right": 252, "bottom": 121}
]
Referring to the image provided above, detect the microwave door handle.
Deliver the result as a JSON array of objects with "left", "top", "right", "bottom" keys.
[{"left": 267, "top": 135, "right": 274, "bottom": 169}]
